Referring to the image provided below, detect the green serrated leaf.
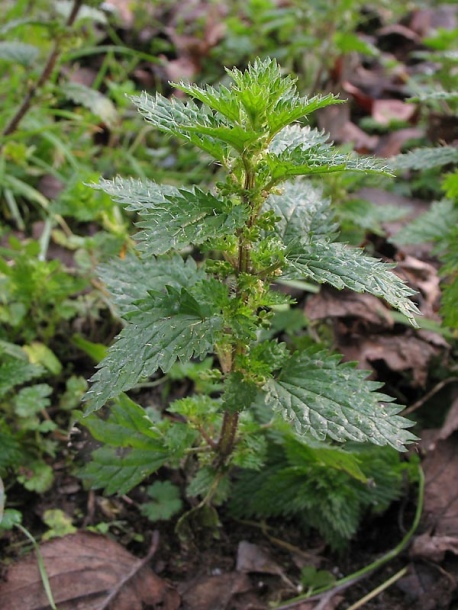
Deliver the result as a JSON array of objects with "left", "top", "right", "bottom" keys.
[
  {"left": 17, "top": 461, "right": 54, "bottom": 493},
  {"left": 14, "top": 384, "right": 52, "bottom": 417},
  {"left": 393, "top": 146, "right": 458, "bottom": 171},
  {"left": 98, "top": 253, "right": 205, "bottom": 317},
  {"left": 222, "top": 372, "right": 259, "bottom": 412},
  {"left": 140, "top": 481, "right": 183, "bottom": 522},
  {"left": 266, "top": 180, "right": 337, "bottom": 244},
  {"left": 80, "top": 446, "right": 167, "bottom": 495},
  {"left": 262, "top": 346, "right": 417, "bottom": 450},
  {"left": 442, "top": 278, "right": 458, "bottom": 328},
  {"left": 0, "top": 40, "right": 39, "bottom": 66},
  {"left": 391, "top": 199, "right": 458, "bottom": 245},
  {"left": 130, "top": 93, "right": 230, "bottom": 162},
  {"left": 85, "top": 285, "right": 224, "bottom": 412},
  {"left": 0, "top": 353, "right": 43, "bottom": 398},
  {"left": 78, "top": 394, "right": 170, "bottom": 494},
  {"left": 0, "top": 431, "right": 23, "bottom": 469},
  {"left": 265, "top": 125, "right": 390, "bottom": 184},
  {"left": 285, "top": 240, "right": 420, "bottom": 326},
  {"left": 94, "top": 178, "right": 248, "bottom": 255}
]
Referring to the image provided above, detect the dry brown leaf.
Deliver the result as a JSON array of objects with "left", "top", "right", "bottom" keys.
[
  {"left": 422, "top": 435, "right": 458, "bottom": 537},
  {"left": 439, "top": 397, "right": 458, "bottom": 440},
  {"left": 236, "top": 541, "right": 284, "bottom": 576},
  {"left": 372, "top": 99, "right": 417, "bottom": 125},
  {"left": 411, "top": 533, "right": 458, "bottom": 562},
  {"left": 305, "top": 288, "right": 394, "bottom": 328},
  {"left": 179, "top": 572, "right": 252, "bottom": 610},
  {"left": 397, "top": 562, "right": 456, "bottom": 610},
  {"left": 396, "top": 255, "right": 441, "bottom": 318},
  {"left": 338, "top": 333, "right": 441, "bottom": 386},
  {"left": 408, "top": 6, "right": 458, "bottom": 37},
  {"left": 318, "top": 102, "right": 379, "bottom": 152},
  {"left": 0, "top": 531, "right": 180, "bottom": 610},
  {"left": 375, "top": 127, "right": 424, "bottom": 157}
]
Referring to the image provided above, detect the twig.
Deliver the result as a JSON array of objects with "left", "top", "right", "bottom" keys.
[
  {"left": 402, "top": 377, "right": 458, "bottom": 415},
  {"left": 273, "top": 467, "right": 425, "bottom": 610},
  {"left": 98, "top": 530, "right": 160, "bottom": 610},
  {"left": 345, "top": 566, "right": 408, "bottom": 610},
  {"left": 1, "top": 0, "right": 83, "bottom": 138}
]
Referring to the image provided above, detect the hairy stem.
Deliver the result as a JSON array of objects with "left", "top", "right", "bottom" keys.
[
  {"left": 2, "top": 0, "right": 83, "bottom": 138},
  {"left": 216, "top": 411, "right": 240, "bottom": 465},
  {"left": 215, "top": 161, "right": 256, "bottom": 466}
]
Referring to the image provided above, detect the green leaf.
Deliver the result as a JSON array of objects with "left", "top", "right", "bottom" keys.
[
  {"left": 80, "top": 446, "right": 167, "bottom": 495},
  {"left": 222, "top": 372, "right": 259, "bottom": 412},
  {"left": 175, "top": 61, "right": 341, "bottom": 137},
  {"left": 391, "top": 199, "right": 458, "bottom": 245},
  {"left": 63, "top": 82, "right": 118, "bottom": 127},
  {"left": 17, "top": 461, "right": 54, "bottom": 493},
  {"left": 0, "top": 509, "right": 22, "bottom": 530},
  {"left": 0, "top": 430, "right": 22, "bottom": 469},
  {"left": 72, "top": 335, "right": 107, "bottom": 363},
  {"left": 262, "top": 346, "right": 416, "bottom": 451},
  {"left": 408, "top": 89, "right": 458, "bottom": 104},
  {"left": 85, "top": 284, "right": 224, "bottom": 412},
  {"left": 393, "top": 146, "right": 458, "bottom": 171},
  {"left": 98, "top": 253, "right": 205, "bottom": 316},
  {"left": 82, "top": 394, "right": 163, "bottom": 448},
  {"left": 140, "top": 481, "right": 183, "bottom": 522},
  {"left": 79, "top": 395, "right": 170, "bottom": 494},
  {"left": 0, "top": 40, "right": 39, "bottom": 66},
  {"left": 265, "top": 125, "right": 390, "bottom": 184},
  {"left": 0, "top": 344, "right": 44, "bottom": 399},
  {"left": 266, "top": 180, "right": 338, "bottom": 244},
  {"left": 22, "top": 342, "right": 62, "bottom": 375},
  {"left": 284, "top": 240, "right": 420, "bottom": 326},
  {"left": 94, "top": 178, "right": 248, "bottom": 255},
  {"left": 442, "top": 278, "right": 458, "bottom": 328},
  {"left": 14, "top": 384, "right": 52, "bottom": 417},
  {"left": 130, "top": 93, "right": 230, "bottom": 162},
  {"left": 42, "top": 509, "right": 77, "bottom": 540},
  {"left": 132, "top": 59, "right": 341, "bottom": 160}
]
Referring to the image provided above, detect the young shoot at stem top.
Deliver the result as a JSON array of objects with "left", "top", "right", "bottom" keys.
[{"left": 84, "top": 58, "right": 419, "bottom": 476}]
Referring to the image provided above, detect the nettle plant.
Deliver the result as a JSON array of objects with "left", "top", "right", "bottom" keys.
[{"left": 82, "top": 59, "right": 419, "bottom": 511}]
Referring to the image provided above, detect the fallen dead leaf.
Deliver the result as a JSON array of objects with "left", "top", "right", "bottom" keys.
[
  {"left": 411, "top": 533, "right": 458, "bottom": 562},
  {"left": 408, "top": 5, "right": 458, "bottom": 37},
  {"left": 179, "top": 572, "right": 252, "bottom": 610},
  {"left": 396, "top": 255, "right": 441, "bottom": 318},
  {"left": 421, "top": 435, "right": 458, "bottom": 537},
  {"left": 318, "top": 103, "right": 379, "bottom": 152},
  {"left": 305, "top": 288, "right": 394, "bottom": 329},
  {"left": 397, "top": 562, "right": 456, "bottom": 610},
  {"left": 0, "top": 531, "right": 180, "bottom": 610},
  {"left": 438, "top": 397, "right": 458, "bottom": 440},
  {"left": 376, "top": 127, "right": 424, "bottom": 157},
  {"left": 372, "top": 99, "right": 417, "bottom": 126},
  {"left": 305, "top": 286, "right": 445, "bottom": 386},
  {"left": 337, "top": 332, "right": 442, "bottom": 386}
]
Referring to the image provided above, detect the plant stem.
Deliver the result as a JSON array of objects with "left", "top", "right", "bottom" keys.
[
  {"left": 2, "top": 0, "right": 83, "bottom": 138},
  {"left": 216, "top": 411, "right": 239, "bottom": 465},
  {"left": 215, "top": 162, "right": 257, "bottom": 466}
]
